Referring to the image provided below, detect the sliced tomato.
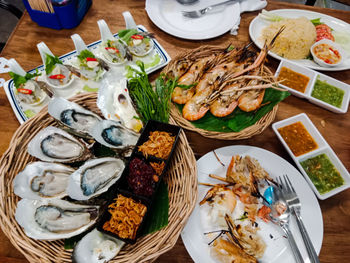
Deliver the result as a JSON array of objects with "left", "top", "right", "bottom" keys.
[
  {"left": 86, "top": 57, "right": 97, "bottom": 62},
  {"left": 18, "top": 88, "right": 33, "bottom": 95},
  {"left": 49, "top": 74, "right": 65, "bottom": 80},
  {"left": 131, "top": 34, "right": 144, "bottom": 40},
  {"left": 105, "top": 47, "right": 119, "bottom": 53}
]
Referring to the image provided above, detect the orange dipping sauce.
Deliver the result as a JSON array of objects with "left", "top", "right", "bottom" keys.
[
  {"left": 278, "top": 121, "right": 318, "bottom": 157},
  {"left": 277, "top": 67, "right": 310, "bottom": 93},
  {"left": 313, "top": 43, "right": 341, "bottom": 65}
]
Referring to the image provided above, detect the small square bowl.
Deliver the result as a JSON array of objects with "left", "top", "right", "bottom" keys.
[
  {"left": 309, "top": 73, "right": 350, "bottom": 114},
  {"left": 275, "top": 59, "right": 317, "bottom": 98},
  {"left": 272, "top": 113, "right": 327, "bottom": 158},
  {"left": 135, "top": 120, "right": 182, "bottom": 161},
  {"left": 96, "top": 190, "right": 150, "bottom": 244},
  {"left": 298, "top": 147, "right": 350, "bottom": 200},
  {"left": 118, "top": 155, "right": 166, "bottom": 199}
]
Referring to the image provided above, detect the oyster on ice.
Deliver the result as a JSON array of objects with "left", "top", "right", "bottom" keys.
[
  {"left": 90, "top": 120, "right": 139, "bottom": 149},
  {"left": 67, "top": 157, "right": 125, "bottom": 200},
  {"left": 97, "top": 78, "right": 143, "bottom": 132},
  {"left": 72, "top": 228, "right": 124, "bottom": 263},
  {"left": 15, "top": 199, "right": 99, "bottom": 240},
  {"left": 48, "top": 97, "right": 102, "bottom": 138},
  {"left": 27, "top": 126, "right": 92, "bottom": 163},
  {"left": 13, "top": 161, "right": 74, "bottom": 200}
]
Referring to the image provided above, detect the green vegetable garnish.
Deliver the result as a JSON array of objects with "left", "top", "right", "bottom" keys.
[
  {"left": 24, "top": 109, "right": 36, "bottom": 118},
  {"left": 45, "top": 54, "right": 62, "bottom": 75},
  {"left": 127, "top": 61, "right": 177, "bottom": 123},
  {"left": 237, "top": 214, "right": 248, "bottom": 221},
  {"left": 177, "top": 83, "right": 197, "bottom": 90},
  {"left": 77, "top": 49, "right": 95, "bottom": 61},
  {"left": 310, "top": 18, "right": 323, "bottom": 26},
  {"left": 118, "top": 29, "right": 139, "bottom": 43},
  {"left": 83, "top": 85, "right": 99, "bottom": 92},
  {"left": 9, "top": 69, "right": 41, "bottom": 89},
  {"left": 144, "top": 54, "right": 161, "bottom": 69}
]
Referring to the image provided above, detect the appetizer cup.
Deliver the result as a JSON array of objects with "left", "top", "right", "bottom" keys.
[
  {"left": 37, "top": 42, "right": 75, "bottom": 89},
  {"left": 97, "top": 19, "right": 128, "bottom": 66},
  {"left": 8, "top": 58, "right": 47, "bottom": 106},
  {"left": 310, "top": 39, "right": 345, "bottom": 67}
]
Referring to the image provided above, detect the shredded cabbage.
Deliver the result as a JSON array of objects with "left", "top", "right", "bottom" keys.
[
  {"left": 258, "top": 9, "right": 285, "bottom": 22},
  {"left": 333, "top": 31, "right": 350, "bottom": 55}
]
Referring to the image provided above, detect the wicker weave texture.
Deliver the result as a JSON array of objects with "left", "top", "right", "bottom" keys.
[
  {"left": 162, "top": 46, "right": 278, "bottom": 140},
  {"left": 0, "top": 93, "right": 197, "bottom": 263}
]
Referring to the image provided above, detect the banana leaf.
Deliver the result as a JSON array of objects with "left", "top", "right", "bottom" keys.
[{"left": 176, "top": 88, "right": 290, "bottom": 132}]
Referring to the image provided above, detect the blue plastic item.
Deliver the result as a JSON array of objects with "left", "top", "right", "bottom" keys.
[{"left": 23, "top": 0, "right": 92, "bottom": 30}]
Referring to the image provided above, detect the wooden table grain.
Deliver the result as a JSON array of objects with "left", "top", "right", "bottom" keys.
[{"left": 0, "top": 1, "right": 349, "bottom": 262}]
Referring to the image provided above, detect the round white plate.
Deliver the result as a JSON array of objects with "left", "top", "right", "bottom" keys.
[
  {"left": 249, "top": 9, "right": 350, "bottom": 71},
  {"left": 181, "top": 145, "right": 323, "bottom": 263},
  {"left": 145, "top": 0, "right": 240, "bottom": 40}
]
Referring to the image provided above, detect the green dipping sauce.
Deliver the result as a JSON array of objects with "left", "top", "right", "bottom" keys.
[
  {"left": 300, "top": 153, "right": 344, "bottom": 194},
  {"left": 311, "top": 79, "right": 344, "bottom": 108}
]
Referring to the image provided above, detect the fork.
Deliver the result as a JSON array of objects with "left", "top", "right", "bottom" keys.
[
  {"left": 181, "top": 0, "right": 237, "bottom": 19},
  {"left": 277, "top": 175, "right": 320, "bottom": 263}
]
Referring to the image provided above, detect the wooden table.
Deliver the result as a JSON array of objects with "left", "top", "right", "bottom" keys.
[{"left": 0, "top": 0, "right": 349, "bottom": 262}]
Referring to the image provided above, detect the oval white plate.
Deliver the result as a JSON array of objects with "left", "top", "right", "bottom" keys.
[
  {"left": 181, "top": 145, "right": 323, "bottom": 263},
  {"left": 249, "top": 9, "right": 350, "bottom": 71},
  {"left": 145, "top": 0, "right": 240, "bottom": 40}
]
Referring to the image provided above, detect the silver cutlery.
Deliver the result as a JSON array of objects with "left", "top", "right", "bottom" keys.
[
  {"left": 269, "top": 186, "right": 305, "bottom": 263},
  {"left": 181, "top": 0, "right": 237, "bottom": 18},
  {"left": 278, "top": 175, "right": 320, "bottom": 263}
]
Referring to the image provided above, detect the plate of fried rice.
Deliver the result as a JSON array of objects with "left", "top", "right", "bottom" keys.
[{"left": 249, "top": 9, "right": 350, "bottom": 71}]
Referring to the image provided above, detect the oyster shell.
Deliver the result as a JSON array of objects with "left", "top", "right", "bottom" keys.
[
  {"left": 13, "top": 161, "right": 74, "bottom": 200},
  {"left": 72, "top": 229, "right": 124, "bottom": 263},
  {"left": 15, "top": 199, "right": 99, "bottom": 240},
  {"left": 89, "top": 120, "right": 139, "bottom": 149},
  {"left": 27, "top": 126, "right": 92, "bottom": 163},
  {"left": 97, "top": 78, "right": 143, "bottom": 132},
  {"left": 67, "top": 157, "right": 124, "bottom": 200},
  {"left": 48, "top": 97, "right": 102, "bottom": 138}
]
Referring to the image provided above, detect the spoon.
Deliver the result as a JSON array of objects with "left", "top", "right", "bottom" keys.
[{"left": 264, "top": 186, "right": 304, "bottom": 263}]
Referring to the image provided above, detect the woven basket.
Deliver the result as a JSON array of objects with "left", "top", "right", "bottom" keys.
[
  {"left": 0, "top": 93, "right": 197, "bottom": 263},
  {"left": 162, "top": 46, "right": 278, "bottom": 140}
]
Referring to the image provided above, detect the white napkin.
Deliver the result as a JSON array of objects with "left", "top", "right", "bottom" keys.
[
  {"left": 230, "top": 0, "right": 267, "bottom": 35},
  {"left": 0, "top": 57, "right": 10, "bottom": 88}
]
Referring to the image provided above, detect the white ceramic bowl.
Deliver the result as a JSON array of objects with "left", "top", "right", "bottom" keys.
[{"left": 310, "top": 39, "right": 345, "bottom": 67}]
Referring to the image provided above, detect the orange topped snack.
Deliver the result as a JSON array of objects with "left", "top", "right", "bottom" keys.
[
  {"left": 278, "top": 121, "right": 318, "bottom": 156},
  {"left": 138, "top": 131, "right": 175, "bottom": 159},
  {"left": 103, "top": 194, "right": 147, "bottom": 240}
]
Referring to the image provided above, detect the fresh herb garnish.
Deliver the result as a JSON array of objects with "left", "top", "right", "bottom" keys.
[
  {"left": 106, "top": 39, "right": 114, "bottom": 48},
  {"left": 118, "top": 29, "right": 139, "bottom": 43},
  {"left": 77, "top": 49, "right": 95, "bottom": 61},
  {"left": 237, "top": 214, "right": 248, "bottom": 221},
  {"left": 9, "top": 69, "right": 41, "bottom": 89},
  {"left": 127, "top": 61, "right": 177, "bottom": 123},
  {"left": 45, "top": 54, "right": 62, "bottom": 75},
  {"left": 177, "top": 83, "right": 197, "bottom": 90},
  {"left": 311, "top": 18, "right": 323, "bottom": 26}
]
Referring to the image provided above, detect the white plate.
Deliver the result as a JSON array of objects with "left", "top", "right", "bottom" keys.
[
  {"left": 249, "top": 9, "right": 350, "bottom": 71},
  {"left": 145, "top": 0, "right": 240, "bottom": 40},
  {"left": 181, "top": 145, "right": 323, "bottom": 263}
]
